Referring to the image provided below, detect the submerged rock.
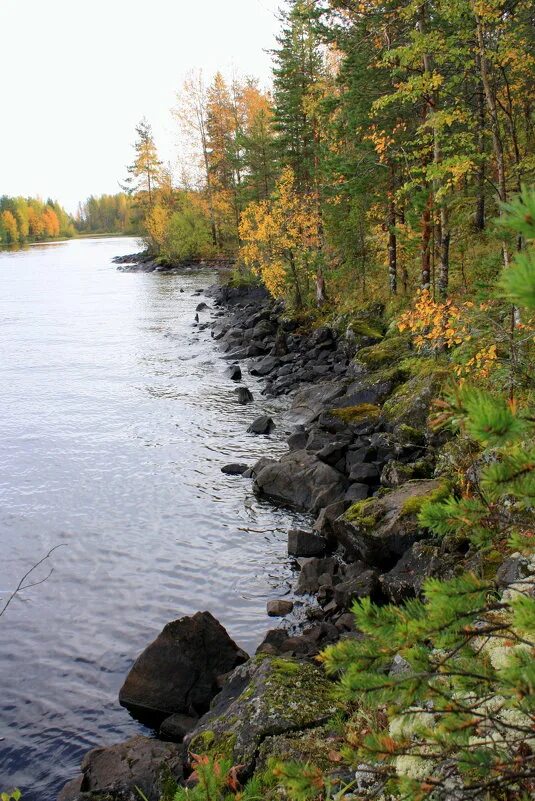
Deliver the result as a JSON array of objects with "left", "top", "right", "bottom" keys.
[
  {"left": 234, "top": 386, "right": 253, "bottom": 404},
  {"left": 247, "top": 415, "right": 275, "bottom": 435},
  {"left": 57, "top": 736, "right": 183, "bottom": 801},
  {"left": 221, "top": 463, "right": 249, "bottom": 475},
  {"left": 118, "top": 611, "right": 248, "bottom": 722}
]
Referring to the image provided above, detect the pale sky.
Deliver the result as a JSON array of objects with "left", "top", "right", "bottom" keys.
[{"left": 0, "top": 0, "right": 281, "bottom": 212}]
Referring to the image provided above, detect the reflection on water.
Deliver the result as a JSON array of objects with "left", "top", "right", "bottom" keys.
[{"left": 0, "top": 238, "right": 308, "bottom": 800}]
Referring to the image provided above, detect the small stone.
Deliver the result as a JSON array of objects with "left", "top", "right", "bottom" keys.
[
  {"left": 226, "top": 364, "right": 242, "bottom": 381},
  {"left": 196, "top": 302, "right": 209, "bottom": 311},
  {"left": 221, "top": 463, "right": 249, "bottom": 475},
  {"left": 267, "top": 599, "right": 294, "bottom": 616},
  {"left": 235, "top": 386, "right": 253, "bottom": 404}
]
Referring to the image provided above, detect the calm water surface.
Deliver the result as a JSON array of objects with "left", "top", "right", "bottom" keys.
[{"left": 0, "top": 237, "right": 307, "bottom": 799}]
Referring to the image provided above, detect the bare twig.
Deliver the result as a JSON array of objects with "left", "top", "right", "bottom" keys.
[{"left": 0, "top": 544, "right": 66, "bottom": 619}]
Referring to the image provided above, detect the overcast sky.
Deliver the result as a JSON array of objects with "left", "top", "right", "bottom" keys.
[{"left": 0, "top": 0, "right": 281, "bottom": 212}]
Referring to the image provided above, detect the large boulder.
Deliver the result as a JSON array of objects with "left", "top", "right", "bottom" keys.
[
  {"left": 381, "top": 369, "right": 448, "bottom": 433},
  {"left": 332, "top": 479, "right": 447, "bottom": 567},
  {"left": 57, "top": 736, "right": 183, "bottom": 801},
  {"left": 184, "top": 655, "right": 339, "bottom": 776},
  {"left": 119, "top": 612, "right": 248, "bottom": 722},
  {"left": 254, "top": 449, "right": 347, "bottom": 512}
]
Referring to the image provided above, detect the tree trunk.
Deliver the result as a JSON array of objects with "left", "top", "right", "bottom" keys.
[
  {"left": 438, "top": 204, "right": 450, "bottom": 298},
  {"left": 421, "top": 195, "right": 432, "bottom": 290},
  {"left": 473, "top": 8, "right": 509, "bottom": 264},
  {"left": 388, "top": 191, "right": 397, "bottom": 295},
  {"left": 475, "top": 66, "right": 486, "bottom": 231}
]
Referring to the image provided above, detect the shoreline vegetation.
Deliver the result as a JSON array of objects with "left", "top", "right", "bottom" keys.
[{"left": 3, "top": 0, "right": 535, "bottom": 799}]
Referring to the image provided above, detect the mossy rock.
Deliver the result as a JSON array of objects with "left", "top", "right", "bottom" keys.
[
  {"left": 333, "top": 479, "right": 447, "bottom": 567},
  {"left": 185, "top": 655, "right": 339, "bottom": 776},
  {"left": 355, "top": 335, "right": 411, "bottom": 370},
  {"left": 328, "top": 403, "right": 380, "bottom": 425},
  {"left": 382, "top": 369, "right": 449, "bottom": 432}
]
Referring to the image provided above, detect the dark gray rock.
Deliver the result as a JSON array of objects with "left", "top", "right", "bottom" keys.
[
  {"left": 379, "top": 542, "right": 453, "bottom": 603},
  {"left": 288, "top": 529, "right": 327, "bottom": 557},
  {"left": 118, "top": 611, "right": 248, "bottom": 721},
  {"left": 235, "top": 386, "right": 253, "bottom": 404},
  {"left": 221, "top": 463, "right": 249, "bottom": 475},
  {"left": 287, "top": 429, "right": 308, "bottom": 451},
  {"left": 250, "top": 356, "right": 280, "bottom": 376},
  {"left": 57, "top": 736, "right": 183, "bottom": 801},
  {"left": 348, "top": 463, "right": 381, "bottom": 483},
  {"left": 334, "top": 568, "right": 380, "bottom": 607},
  {"left": 226, "top": 364, "right": 242, "bottom": 381},
  {"left": 296, "top": 557, "right": 340, "bottom": 595},
  {"left": 196, "top": 302, "right": 209, "bottom": 311},
  {"left": 254, "top": 449, "right": 347, "bottom": 512},
  {"left": 247, "top": 415, "right": 275, "bottom": 435},
  {"left": 344, "top": 483, "right": 369, "bottom": 503}
]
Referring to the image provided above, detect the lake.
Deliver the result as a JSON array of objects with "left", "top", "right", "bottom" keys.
[{"left": 0, "top": 237, "right": 306, "bottom": 799}]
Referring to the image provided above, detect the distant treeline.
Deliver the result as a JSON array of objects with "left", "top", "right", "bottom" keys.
[
  {"left": 74, "top": 193, "right": 142, "bottom": 235},
  {"left": 0, "top": 196, "right": 75, "bottom": 244}
]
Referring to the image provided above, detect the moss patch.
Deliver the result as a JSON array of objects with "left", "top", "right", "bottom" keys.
[
  {"left": 400, "top": 481, "right": 451, "bottom": 517},
  {"left": 329, "top": 403, "right": 381, "bottom": 424},
  {"left": 382, "top": 369, "right": 449, "bottom": 428},
  {"left": 356, "top": 335, "right": 411, "bottom": 369},
  {"left": 344, "top": 498, "right": 378, "bottom": 529}
]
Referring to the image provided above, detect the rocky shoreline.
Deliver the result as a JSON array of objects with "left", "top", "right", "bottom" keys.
[
  {"left": 58, "top": 276, "right": 482, "bottom": 801},
  {"left": 112, "top": 252, "right": 236, "bottom": 274}
]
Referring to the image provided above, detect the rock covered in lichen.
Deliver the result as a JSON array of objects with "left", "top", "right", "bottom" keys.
[
  {"left": 332, "top": 479, "right": 447, "bottom": 566},
  {"left": 184, "top": 655, "right": 339, "bottom": 776}
]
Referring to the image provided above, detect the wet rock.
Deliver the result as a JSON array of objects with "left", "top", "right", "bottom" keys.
[
  {"left": 119, "top": 611, "right": 248, "bottom": 721},
  {"left": 267, "top": 599, "right": 294, "bottom": 616},
  {"left": 226, "top": 364, "right": 242, "bottom": 381},
  {"left": 247, "top": 415, "right": 275, "bottom": 435},
  {"left": 185, "top": 655, "right": 339, "bottom": 776},
  {"left": 288, "top": 529, "right": 327, "bottom": 558},
  {"left": 196, "top": 302, "right": 209, "bottom": 311},
  {"left": 57, "top": 736, "right": 183, "bottom": 801},
  {"left": 234, "top": 386, "right": 253, "bottom": 404},
  {"left": 221, "top": 463, "right": 249, "bottom": 475},
  {"left": 332, "top": 479, "right": 445, "bottom": 567},
  {"left": 160, "top": 713, "right": 199, "bottom": 742},
  {"left": 254, "top": 449, "right": 347, "bottom": 512}
]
